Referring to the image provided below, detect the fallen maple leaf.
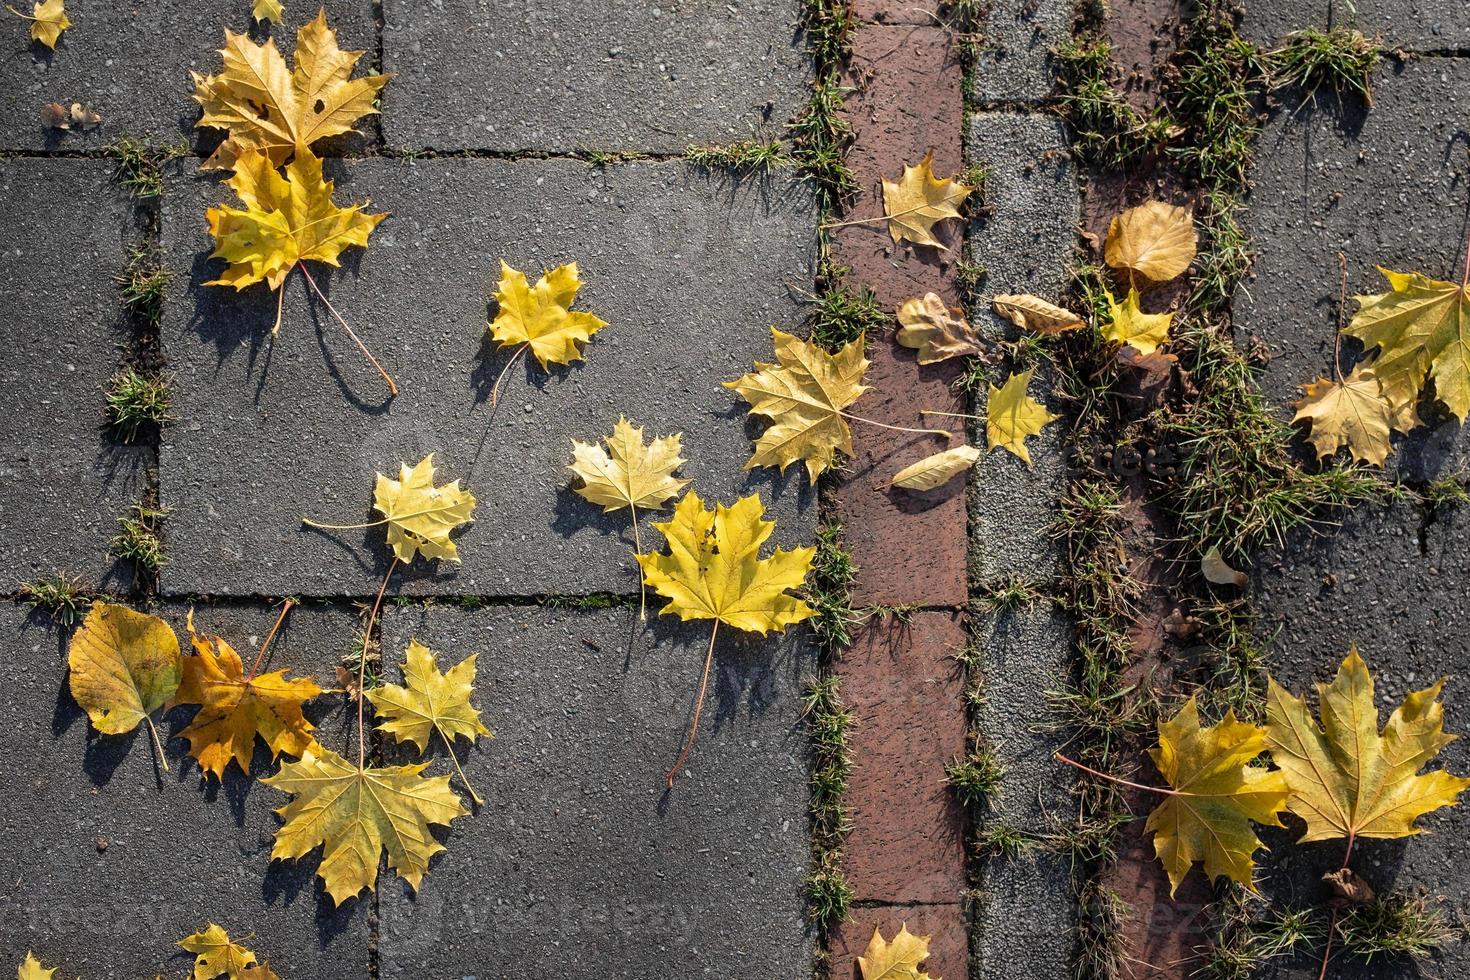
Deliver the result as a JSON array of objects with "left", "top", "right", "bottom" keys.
[
  {"left": 638, "top": 491, "right": 815, "bottom": 785},
  {"left": 724, "top": 328, "right": 870, "bottom": 482},
  {"left": 986, "top": 367, "right": 1058, "bottom": 466},
  {"left": 1345, "top": 268, "right": 1470, "bottom": 421},
  {"left": 889, "top": 444, "right": 980, "bottom": 490},
  {"left": 1105, "top": 200, "right": 1197, "bottom": 283},
  {"left": 178, "top": 923, "right": 259, "bottom": 980},
  {"left": 489, "top": 260, "right": 608, "bottom": 372},
  {"left": 1144, "top": 696, "right": 1288, "bottom": 895},
  {"left": 858, "top": 924, "right": 934, "bottom": 980},
  {"left": 991, "top": 293, "right": 1084, "bottom": 334},
  {"left": 262, "top": 744, "right": 468, "bottom": 906},
  {"left": 367, "top": 639, "right": 491, "bottom": 805},
  {"left": 1265, "top": 647, "right": 1470, "bottom": 847},
  {"left": 1102, "top": 287, "right": 1173, "bottom": 356},
  {"left": 11, "top": 0, "right": 68, "bottom": 49},
  {"left": 1291, "top": 366, "right": 1395, "bottom": 466},
  {"left": 169, "top": 607, "right": 322, "bottom": 781},
  {"left": 307, "top": 454, "right": 477, "bottom": 565},
  {"left": 881, "top": 151, "right": 971, "bottom": 250},
  {"left": 68, "top": 602, "right": 181, "bottom": 765},
  {"left": 17, "top": 953, "right": 55, "bottom": 980},
  {"left": 896, "top": 293, "right": 983, "bottom": 363},
  {"left": 192, "top": 10, "right": 389, "bottom": 168},
  {"left": 251, "top": 0, "right": 283, "bottom": 24}
]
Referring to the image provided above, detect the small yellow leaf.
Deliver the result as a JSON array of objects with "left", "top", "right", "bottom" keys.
[
  {"left": 489, "top": 260, "right": 608, "bottom": 370},
  {"left": 568, "top": 416, "right": 689, "bottom": 514},
  {"left": 251, "top": 0, "right": 284, "bottom": 24},
  {"left": 205, "top": 148, "right": 387, "bottom": 292},
  {"left": 1104, "top": 200, "right": 1197, "bottom": 282},
  {"left": 895, "top": 293, "right": 983, "bottom": 364},
  {"left": 1266, "top": 647, "right": 1470, "bottom": 845},
  {"left": 986, "top": 367, "right": 1057, "bottom": 466},
  {"left": 168, "top": 615, "right": 322, "bottom": 781},
  {"left": 880, "top": 151, "right": 971, "bottom": 250},
  {"left": 1144, "top": 697, "right": 1288, "bottom": 895},
  {"left": 24, "top": 0, "right": 69, "bottom": 49},
  {"left": 1102, "top": 287, "right": 1173, "bottom": 355},
  {"left": 1291, "top": 366, "right": 1395, "bottom": 466},
  {"left": 17, "top": 953, "right": 56, "bottom": 980},
  {"left": 991, "top": 293, "right": 1084, "bottom": 334},
  {"left": 637, "top": 492, "right": 815, "bottom": 636},
  {"left": 368, "top": 639, "right": 491, "bottom": 754},
  {"left": 889, "top": 444, "right": 981, "bottom": 490},
  {"left": 373, "top": 454, "right": 477, "bottom": 564},
  {"left": 724, "top": 328, "right": 870, "bottom": 483},
  {"left": 178, "top": 923, "right": 259, "bottom": 980},
  {"left": 857, "top": 924, "right": 934, "bottom": 980},
  {"left": 1345, "top": 267, "right": 1470, "bottom": 421},
  {"left": 192, "top": 11, "right": 389, "bottom": 168},
  {"left": 263, "top": 745, "right": 469, "bottom": 905},
  {"left": 68, "top": 602, "right": 182, "bottom": 736}
]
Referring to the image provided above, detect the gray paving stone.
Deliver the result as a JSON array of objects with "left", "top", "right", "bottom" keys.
[
  {"left": 965, "top": 113, "right": 1079, "bottom": 340},
  {"left": 157, "top": 157, "right": 818, "bottom": 597},
  {"left": 969, "top": 361, "right": 1067, "bottom": 584},
  {"left": 974, "top": 603, "right": 1072, "bottom": 833},
  {"left": 0, "top": 159, "right": 146, "bottom": 589},
  {"left": 971, "top": 850, "right": 1076, "bottom": 980},
  {"left": 0, "top": 1, "right": 376, "bottom": 153},
  {"left": 380, "top": 0, "right": 810, "bottom": 154},
  {"left": 376, "top": 604, "right": 815, "bottom": 978},
  {"left": 1251, "top": 501, "right": 1470, "bottom": 978},
  {"left": 1241, "top": 0, "right": 1470, "bottom": 52},
  {"left": 0, "top": 601, "right": 367, "bottom": 977},
  {"left": 968, "top": 0, "right": 1071, "bottom": 105},
  {"left": 1236, "top": 58, "right": 1470, "bottom": 480}
]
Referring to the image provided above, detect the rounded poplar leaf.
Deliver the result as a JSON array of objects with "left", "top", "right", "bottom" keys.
[
  {"left": 68, "top": 602, "right": 182, "bottom": 735},
  {"left": 1104, "top": 200, "right": 1197, "bottom": 282}
]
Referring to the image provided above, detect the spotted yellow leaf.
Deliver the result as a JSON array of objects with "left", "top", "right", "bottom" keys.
[
  {"left": 489, "top": 260, "right": 608, "bottom": 370},
  {"left": 1102, "top": 287, "right": 1173, "bottom": 356},
  {"left": 68, "top": 602, "right": 181, "bottom": 737},
  {"left": 880, "top": 151, "right": 971, "bottom": 250},
  {"left": 986, "top": 367, "right": 1057, "bottom": 466},
  {"left": 1105, "top": 200, "right": 1197, "bottom": 282}
]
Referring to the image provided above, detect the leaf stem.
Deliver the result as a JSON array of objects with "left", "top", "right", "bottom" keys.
[
  {"left": 296, "top": 262, "right": 399, "bottom": 397},
  {"left": 4, "top": 4, "right": 37, "bottom": 20},
  {"left": 437, "top": 722, "right": 484, "bottom": 806},
  {"left": 818, "top": 199, "right": 956, "bottom": 232},
  {"left": 489, "top": 342, "right": 530, "bottom": 407},
  {"left": 665, "top": 621, "right": 719, "bottom": 789},
  {"left": 1334, "top": 251, "right": 1347, "bottom": 382},
  {"left": 631, "top": 504, "right": 647, "bottom": 623},
  {"left": 302, "top": 516, "right": 391, "bottom": 531},
  {"left": 247, "top": 596, "right": 297, "bottom": 682},
  {"left": 840, "top": 411, "right": 951, "bottom": 438},
  {"left": 272, "top": 279, "right": 287, "bottom": 337},
  {"left": 145, "top": 716, "right": 169, "bottom": 773},
  {"left": 357, "top": 557, "right": 399, "bottom": 772},
  {"left": 1053, "top": 752, "right": 1181, "bottom": 797}
]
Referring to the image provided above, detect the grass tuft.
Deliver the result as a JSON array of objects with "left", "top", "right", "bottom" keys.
[
  {"left": 1338, "top": 892, "right": 1457, "bottom": 961},
  {"left": 1053, "top": 35, "right": 1177, "bottom": 169},
  {"left": 807, "top": 270, "right": 889, "bottom": 353},
  {"left": 1267, "top": 26, "right": 1381, "bottom": 106},
  {"left": 110, "top": 504, "right": 168, "bottom": 575},
  {"left": 946, "top": 747, "right": 1004, "bottom": 807},
  {"left": 804, "top": 672, "right": 853, "bottom": 929},
  {"left": 110, "top": 135, "right": 189, "bottom": 199},
  {"left": 19, "top": 573, "right": 94, "bottom": 626},
  {"left": 105, "top": 367, "right": 171, "bottom": 443},
  {"left": 804, "top": 522, "right": 858, "bottom": 647},
  {"left": 686, "top": 137, "right": 792, "bottom": 173}
]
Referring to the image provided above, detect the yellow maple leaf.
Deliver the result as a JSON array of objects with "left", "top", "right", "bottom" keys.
[
  {"left": 1105, "top": 200, "right": 1197, "bottom": 283},
  {"left": 858, "top": 924, "right": 934, "bottom": 980},
  {"left": 1291, "top": 366, "right": 1395, "bottom": 466},
  {"left": 17, "top": 953, "right": 55, "bottom": 980},
  {"left": 169, "top": 611, "right": 322, "bottom": 781},
  {"left": 192, "top": 10, "right": 390, "bottom": 168},
  {"left": 372, "top": 454, "right": 476, "bottom": 564},
  {"left": 489, "top": 260, "right": 608, "bottom": 371},
  {"left": 991, "top": 293, "right": 1084, "bottom": 334},
  {"left": 178, "top": 923, "right": 260, "bottom": 980},
  {"left": 367, "top": 639, "right": 492, "bottom": 805},
  {"left": 888, "top": 444, "right": 980, "bottom": 491},
  {"left": 724, "top": 327, "right": 870, "bottom": 483},
  {"left": 881, "top": 151, "right": 971, "bottom": 250},
  {"left": 1345, "top": 267, "right": 1470, "bottom": 421},
  {"left": 896, "top": 293, "right": 983, "bottom": 364},
  {"left": 251, "top": 0, "right": 283, "bottom": 24},
  {"left": 1144, "top": 697, "right": 1288, "bottom": 895},
  {"left": 262, "top": 744, "right": 468, "bottom": 905},
  {"left": 14, "top": 0, "right": 68, "bottom": 49},
  {"left": 68, "top": 603, "right": 182, "bottom": 762},
  {"left": 1266, "top": 647, "right": 1470, "bottom": 847},
  {"left": 569, "top": 417, "right": 689, "bottom": 515},
  {"left": 1102, "top": 287, "right": 1173, "bottom": 355},
  {"left": 986, "top": 367, "right": 1057, "bottom": 466},
  {"left": 206, "top": 147, "right": 387, "bottom": 293}
]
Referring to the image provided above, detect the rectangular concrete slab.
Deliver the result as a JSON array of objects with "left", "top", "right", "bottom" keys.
[
  {"left": 375, "top": 604, "right": 814, "bottom": 978},
  {"left": 1241, "top": 0, "right": 1470, "bottom": 51},
  {"left": 0, "top": 2, "right": 376, "bottom": 153},
  {"left": 969, "top": 0, "right": 1071, "bottom": 105},
  {"left": 0, "top": 602, "right": 367, "bottom": 977},
  {"left": 972, "top": 850, "right": 1076, "bottom": 979},
  {"left": 379, "top": 0, "right": 810, "bottom": 154},
  {"left": 157, "top": 157, "right": 817, "bottom": 597},
  {"left": 973, "top": 603, "right": 1072, "bottom": 833},
  {"left": 0, "top": 159, "right": 146, "bottom": 588}
]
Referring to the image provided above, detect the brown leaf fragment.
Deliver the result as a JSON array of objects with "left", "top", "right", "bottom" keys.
[
  {"left": 1201, "top": 547, "right": 1247, "bottom": 587},
  {"left": 1323, "top": 867, "right": 1376, "bottom": 907},
  {"left": 896, "top": 292, "right": 983, "bottom": 363},
  {"left": 991, "top": 293, "right": 1084, "bottom": 334}
]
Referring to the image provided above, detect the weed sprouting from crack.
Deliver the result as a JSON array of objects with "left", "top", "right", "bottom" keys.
[
  {"left": 807, "top": 269, "right": 889, "bottom": 353},
  {"left": 1267, "top": 26, "right": 1381, "bottom": 108},
  {"left": 19, "top": 573, "right": 95, "bottom": 626},
  {"left": 946, "top": 746, "right": 1005, "bottom": 807},
  {"left": 685, "top": 137, "right": 793, "bottom": 173},
  {"left": 1053, "top": 35, "right": 1178, "bottom": 170},
  {"left": 803, "top": 671, "right": 853, "bottom": 931},
  {"left": 110, "top": 135, "right": 189, "bottom": 200},
  {"left": 105, "top": 367, "right": 171, "bottom": 443},
  {"left": 110, "top": 503, "right": 169, "bottom": 576}
]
